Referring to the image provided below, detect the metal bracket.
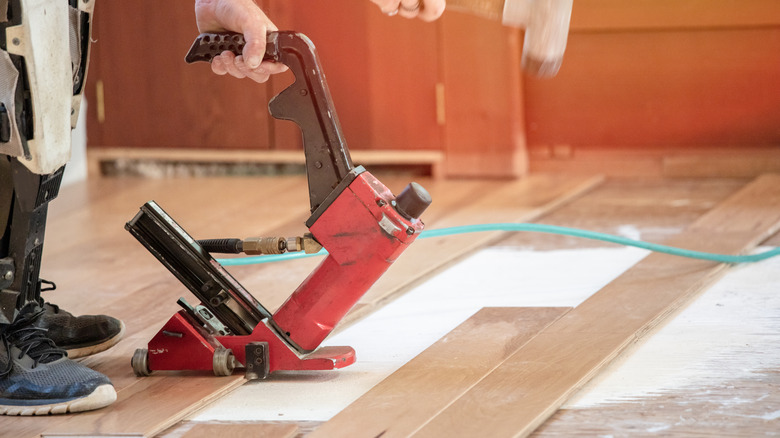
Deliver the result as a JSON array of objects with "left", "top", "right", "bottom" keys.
[{"left": 245, "top": 342, "right": 270, "bottom": 380}]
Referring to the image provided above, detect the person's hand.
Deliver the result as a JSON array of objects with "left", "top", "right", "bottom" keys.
[
  {"left": 194, "top": 0, "right": 287, "bottom": 82},
  {"left": 371, "top": 0, "right": 446, "bottom": 21}
]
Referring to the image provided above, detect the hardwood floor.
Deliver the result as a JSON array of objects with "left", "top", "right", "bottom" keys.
[{"left": 2, "top": 172, "right": 777, "bottom": 437}]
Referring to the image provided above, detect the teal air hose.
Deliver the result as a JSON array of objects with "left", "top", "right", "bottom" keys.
[{"left": 216, "top": 223, "right": 780, "bottom": 267}]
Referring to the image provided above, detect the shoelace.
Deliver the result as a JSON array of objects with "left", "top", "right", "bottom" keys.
[
  {"left": 0, "top": 308, "right": 66, "bottom": 378},
  {"left": 39, "top": 279, "right": 61, "bottom": 314},
  {"left": 40, "top": 279, "right": 57, "bottom": 292}
]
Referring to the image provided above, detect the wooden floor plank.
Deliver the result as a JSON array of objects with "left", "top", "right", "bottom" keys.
[
  {"left": 309, "top": 307, "right": 571, "bottom": 438},
  {"left": 2, "top": 177, "right": 311, "bottom": 438},
  {"left": 157, "top": 421, "right": 299, "bottom": 438},
  {"left": 42, "top": 176, "right": 310, "bottom": 311},
  {"left": 0, "top": 173, "right": 599, "bottom": 438},
  {"left": 40, "top": 376, "right": 246, "bottom": 438},
  {"left": 410, "top": 174, "right": 780, "bottom": 438}
]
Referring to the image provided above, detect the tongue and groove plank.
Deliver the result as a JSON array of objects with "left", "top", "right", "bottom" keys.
[
  {"left": 157, "top": 422, "right": 299, "bottom": 438},
  {"left": 309, "top": 307, "right": 571, "bottom": 438},
  {"left": 0, "top": 173, "right": 597, "bottom": 438},
  {"left": 401, "top": 174, "right": 780, "bottom": 438}
]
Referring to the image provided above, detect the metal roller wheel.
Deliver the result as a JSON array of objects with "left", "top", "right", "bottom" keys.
[
  {"left": 212, "top": 347, "right": 236, "bottom": 376},
  {"left": 131, "top": 348, "right": 151, "bottom": 377}
]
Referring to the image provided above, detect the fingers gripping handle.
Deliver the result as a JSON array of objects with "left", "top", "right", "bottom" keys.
[
  {"left": 185, "top": 32, "right": 261, "bottom": 63},
  {"left": 185, "top": 31, "right": 354, "bottom": 214}
]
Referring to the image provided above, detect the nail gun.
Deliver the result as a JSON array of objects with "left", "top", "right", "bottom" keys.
[{"left": 126, "top": 31, "right": 431, "bottom": 379}]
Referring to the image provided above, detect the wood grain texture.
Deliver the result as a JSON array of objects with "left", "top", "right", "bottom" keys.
[
  {"left": 85, "top": 1, "right": 274, "bottom": 150},
  {"left": 533, "top": 369, "right": 780, "bottom": 437},
  {"left": 410, "top": 174, "right": 780, "bottom": 438},
  {"left": 3, "top": 177, "right": 314, "bottom": 438},
  {"left": 310, "top": 307, "right": 571, "bottom": 438},
  {"left": 439, "top": 12, "right": 526, "bottom": 177},
  {"left": 158, "top": 422, "right": 298, "bottom": 438},
  {"left": 0, "top": 173, "right": 599, "bottom": 438}
]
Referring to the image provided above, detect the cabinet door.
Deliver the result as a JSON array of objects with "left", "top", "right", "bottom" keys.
[
  {"left": 86, "top": 1, "right": 275, "bottom": 151},
  {"left": 84, "top": 2, "right": 525, "bottom": 177},
  {"left": 85, "top": 0, "right": 442, "bottom": 154}
]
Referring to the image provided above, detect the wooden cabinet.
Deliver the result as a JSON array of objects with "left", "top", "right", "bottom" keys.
[
  {"left": 85, "top": 1, "right": 780, "bottom": 178},
  {"left": 84, "top": 0, "right": 523, "bottom": 178},
  {"left": 85, "top": 2, "right": 275, "bottom": 151}
]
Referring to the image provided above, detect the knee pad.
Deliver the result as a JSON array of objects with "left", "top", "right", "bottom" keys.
[{"left": 0, "top": 0, "right": 94, "bottom": 175}]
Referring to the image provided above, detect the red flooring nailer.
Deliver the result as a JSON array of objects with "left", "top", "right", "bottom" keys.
[{"left": 125, "top": 31, "right": 431, "bottom": 379}]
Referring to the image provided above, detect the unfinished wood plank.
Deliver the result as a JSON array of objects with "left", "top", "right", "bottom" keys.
[
  {"left": 310, "top": 307, "right": 571, "bottom": 438},
  {"left": 411, "top": 174, "right": 780, "bottom": 438},
  {"left": 157, "top": 422, "right": 298, "bottom": 438},
  {"left": 40, "top": 376, "right": 246, "bottom": 438}
]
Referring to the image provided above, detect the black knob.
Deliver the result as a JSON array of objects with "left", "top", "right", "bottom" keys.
[{"left": 394, "top": 182, "right": 432, "bottom": 220}]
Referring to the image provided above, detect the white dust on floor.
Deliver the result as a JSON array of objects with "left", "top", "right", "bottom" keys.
[
  {"left": 190, "top": 243, "right": 780, "bottom": 422},
  {"left": 191, "top": 246, "right": 648, "bottom": 422},
  {"left": 565, "top": 247, "right": 780, "bottom": 408}
]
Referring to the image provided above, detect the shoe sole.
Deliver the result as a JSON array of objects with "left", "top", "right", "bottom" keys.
[
  {"left": 66, "top": 321, "right": 127, "bottom": 359},
  {"left": 0, "top": 384, "right": 117, "bottom": 415}
]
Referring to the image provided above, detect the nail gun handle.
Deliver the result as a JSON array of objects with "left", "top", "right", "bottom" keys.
[
  {"left": 184, "top": 31, "right": 276, "bottom": 64},
  {"left": 185, "top": 31, "right": 354, "bottom": 216}
]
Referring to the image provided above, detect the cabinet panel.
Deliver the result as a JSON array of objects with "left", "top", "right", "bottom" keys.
[
  {"left": 86, "top": 1, "right": 274, "bottom": 150},
  {"left": 267, "top": 0, "right": 441, "bottom": 152},
  {"left": 86, "top": 0, "right": 443, "bottom": 155},
  {"left": 525, "top": 27, "right": 780, "bottom": 149}
]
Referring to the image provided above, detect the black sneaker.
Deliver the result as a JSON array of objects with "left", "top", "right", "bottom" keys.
[
  {"left": 33, "top": 303, "right": 126, "bottom": 359},
  {"left": 33, "top": 280, "right": 126, "bottom": 359},
  {"left": 0, "top": 306, "right": 117, "bottom": 415}
]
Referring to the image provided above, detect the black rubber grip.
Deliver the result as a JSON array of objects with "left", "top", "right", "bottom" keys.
[{"left": 185, "top": 31, "right": 276, "bottom": 64}]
